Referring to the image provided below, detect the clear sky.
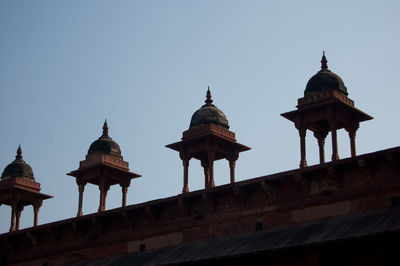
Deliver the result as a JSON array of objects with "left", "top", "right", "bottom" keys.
[{"left": 0, "top": 1, "right": 399, "bottom": 233}]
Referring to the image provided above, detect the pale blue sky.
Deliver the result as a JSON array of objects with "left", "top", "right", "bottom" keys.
[{"left": 0, "top": 1, "right": 399, "bottom": 232}]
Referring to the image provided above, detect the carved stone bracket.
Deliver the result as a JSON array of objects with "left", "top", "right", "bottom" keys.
[
  {"left": 145, "top": 205, "right": 161, "bottom": 222},
  {"left": 233, "top": 185, "right": 250, "bottom": 205},
  {"left": 26, "top": 232, "right": 38, "bottom": 247},
  {"left": 71, "top": 221, "right": 79, "bottom": 232},
  {"left": 177, "top": 197, "right": 192, "bottom": 216},
  {"left": 201, "top": 192, "right": 218, "bottom": 211},
  {"left": 259, "top": 180, "right": 276, "bottom": 203},
  {"left": 294, "top": 172, "right": 310, "bottom": 195},
  {"left": 319, "top": 166, "right": 338, "bottom": 194},
  {"left": 1, "top": 237, "right": 16, "bottom": 255},
  {"left": 89, "top": 217, "right": 103, "bottom": 237},
  {"left": 120, "top": 211, "right": 133, "bottom": 229},
  {"left": 386, "top": 153, "right": 400, "bottom": 177},
  {"left": 191, "top": 208, "right": 203, "bottom": 220},
  {"left": 357, "top": 159, "right": 372, "bottom": 182}
]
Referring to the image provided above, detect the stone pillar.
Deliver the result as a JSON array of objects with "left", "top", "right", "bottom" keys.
[
  {"left": 98, "top": 189, "right": 106, "bottom": 212},
  {"left": 349, "top": 130, "right": 356, "bottom": 158},
  {"left": 228, "top": 153, "right": 238, "bottom": 184},
  {"left": 33, "top": 207, "right": 39, "bottom": 227},
  {"left": 77, "top": 182, "right": 86, "bottom": 217},
  {"left": 346, "top": 124, "right": 359, "bottom": 158},
  {"left": 33, "top": 201, "right": 42, "bottom": 227},
  {"left": 99, "top": 191, "right": 103, "bottom": 212},
  {"left": 208, "top": 153, "right": 215, "bottom": 189},
  {"left": 331, "top": 128, "right": 339, "bottom": 161},
  {"left": 10, "top": 203, "right": 16, "bottom": 232},
  {"left": 328, "top": 108, "right": 339, "bottom": 162},
  {"left": 201, "top": 160, "right": 209, "bottom": 189},
  {"left": 182, "top": 159, "right": 189, "bottom": 193},
  {"left": 98, "top": 179, "right": 110, "bottom": 212},
  {"left": 121, "top": 186, "right": 128, "bottom": 207},
  {"left": 15, "top": 205, "right": 24, "bottom": 231},
  {"left": 119, "top": 180, "right": 131, "bottom": 207},
  {"left": 314, "top": 131, "right": 328, "bottom": 164},
  {"left": 299, "top": 128, "right": 307, "bottom": 168},
  {"left": 229, "top": 160, "right": 236, "bottom": 184}
]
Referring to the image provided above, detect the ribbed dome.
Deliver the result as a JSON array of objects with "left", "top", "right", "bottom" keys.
[
  {"left": 1, "top": 146, "right": 35, "bottom": 181},
  {"left": 87, "top": 121, "right": 122, "bottom": 157},
  {"left": 189, "top": 88, "right": 229, "bottom": 129},
  {"left": 304, "top": 52, "right": 348, "bottom": 97}
]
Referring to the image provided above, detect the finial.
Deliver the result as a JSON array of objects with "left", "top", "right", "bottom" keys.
[
  {"left": 16, "top": 145, "right": 23, "bottom": 160},
  {"left": 321, "top": 51, "right": 328, "bottom": 70},
  {"left": 102, "top": 119, "right": 109, "bottom": 138},
  {"left": 205, "top": 86, "right": 213, "bottom": 105}
]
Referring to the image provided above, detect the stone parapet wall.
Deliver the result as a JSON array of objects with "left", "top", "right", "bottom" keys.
[{"left": 2, "top": 146, "right": 400, "bottom": 265}]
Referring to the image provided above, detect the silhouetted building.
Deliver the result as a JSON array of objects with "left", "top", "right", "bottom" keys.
[
  {"left": 166, "top": 88, "right": 250, "bottom": 193},
  {"left": 68, "top": 120, "right": 141, "bottom": 216},
  {"left": 281, "top": 52, "right": 372, "bottom": 167},
  {"left": 0, "top": 146, "right": 52, "bottom": 233},
  {"left": 1, "top": 54, "right": 399, "bottom": 266}
]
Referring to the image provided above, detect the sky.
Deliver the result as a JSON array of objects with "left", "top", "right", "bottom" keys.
[{"left": 0, "top": 1, "right": 399, "bottom": 233}]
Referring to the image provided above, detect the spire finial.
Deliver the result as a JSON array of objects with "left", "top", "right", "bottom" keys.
[
  {"left": 321, "top": 50, "right": 328, "bottom": 70},
  {"left": 205, "top": 86, "right": 213, "bottom": 105},
  {"left": 102, "top": 119, "right": 109, "bottom": 138},
  {"left": 16, "top": 145, "right": 22, "bottom": 160}
]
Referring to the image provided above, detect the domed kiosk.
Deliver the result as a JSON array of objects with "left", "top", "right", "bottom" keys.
[
  {"left": 281, "top": 52, "right": 373, "bottom": 168},
  {"left": 0, "top": 146, "right": 52, "bottom": 232},
  {"left": 166, "top": 88, "right": 250, "bottom": 193},
  {"left": 68, "top": 121, "right": 141, "bottom": 216}
]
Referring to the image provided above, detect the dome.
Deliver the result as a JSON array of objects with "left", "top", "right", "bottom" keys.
[
  {"left": 1, "top": 146, "right": 35, "bottom": 181},
  {"left": 189, "top": 88, "right": 229, "bottom": 129},
  {"left": 87, "top": 121, "right": 122, "bottom": 157},
  {"left": 304, "top": 52, "right": 348, "bottom": 97}
]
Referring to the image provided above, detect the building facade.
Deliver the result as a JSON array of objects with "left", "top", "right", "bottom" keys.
[{"left": 0, "top": 54, "right": 399, "bottom": 266}]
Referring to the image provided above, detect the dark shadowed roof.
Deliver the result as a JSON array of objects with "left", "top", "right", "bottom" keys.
[{"left": 74, "top": 207, "right": 400, "bottom": 266}]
